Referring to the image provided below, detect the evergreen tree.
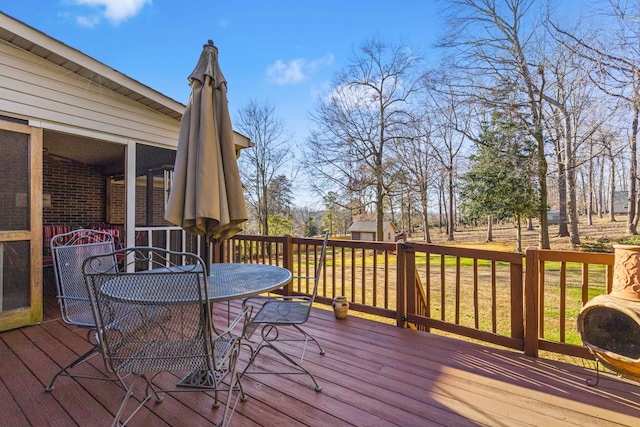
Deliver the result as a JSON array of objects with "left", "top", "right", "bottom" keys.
[
  {"left": 460, "top": 113, "right": 538, "bottom": 251},
  {"left": 305, "top": 216, "right": 319, "bottom": 237}
]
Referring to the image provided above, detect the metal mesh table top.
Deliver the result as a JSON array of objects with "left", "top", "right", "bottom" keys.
[
  {"left": 207, "top": 263, "right": 291, "bottom": 302},
  {"left": 101, "top": 263, "right": 292, "bottom": 304}
]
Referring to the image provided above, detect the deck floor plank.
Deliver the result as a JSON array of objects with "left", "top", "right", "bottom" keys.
[{"left": 1, "top": 297, "right": 639, "bottom": 426}]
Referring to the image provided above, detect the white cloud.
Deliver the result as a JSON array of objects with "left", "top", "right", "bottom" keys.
[
  {"left": 267, "top": 59, "right": 305, "bottom": 84},
  {"left": 267, "top": 54, "right": 334, "bottom": 85},
  {"left": 75, "top": 15, "right": 101, "bottom": 28},
  {"left": 72, "top": 0, "right": 151, "bottom": 26}
]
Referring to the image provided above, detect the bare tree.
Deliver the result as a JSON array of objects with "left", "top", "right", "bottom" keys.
[
  {"left": 551, "top": 1, "right": 640, "bottom": 234},
  {"left": 235, "top": 100, "right": 293, "bottom": 235},
  {"left": 426, "top": 76, "right": 469, "bottom": 241},
  {"left": 440, "top": 0, "right": 551, "bottom": 248},
  {"left": 305, "top": 37, "right": 424, "bottom": 241},
  {"left": 392, "top": 112, "right": 435, "bottom": 242}
]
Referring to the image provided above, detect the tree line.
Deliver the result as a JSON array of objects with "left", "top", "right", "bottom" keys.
[{"left": 235, "top": 0, "right": 639, "bottom": 249}]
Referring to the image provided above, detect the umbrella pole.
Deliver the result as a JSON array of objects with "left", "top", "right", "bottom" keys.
[{"left": 202, "top": 235, "right": 211, "bottom": 276}]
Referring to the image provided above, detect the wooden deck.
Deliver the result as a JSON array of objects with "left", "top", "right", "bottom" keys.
[{"left": 1, "top": 297, "right": 640, "bottom": 426}]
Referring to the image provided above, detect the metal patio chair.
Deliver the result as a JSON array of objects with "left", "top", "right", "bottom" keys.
[
  {"left": 241, "top": 232, "right": 329, "bottom": 391},
  {"left": 83, "top": 247, "right": 249, "bottom": 427},
  {"left": 45, "top": 228, "right": 121, "bottom": 391}
]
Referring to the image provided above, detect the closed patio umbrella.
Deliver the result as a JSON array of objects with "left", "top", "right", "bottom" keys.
[{"left": 165, "top": 40, "right": 247, "bottom": 274}]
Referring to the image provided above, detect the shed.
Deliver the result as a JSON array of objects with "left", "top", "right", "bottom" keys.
[
  {"left": 348, "top": 221, "right": 397, "bottom": 242},
  {"left": 613, "top": 191, "right": 629, "bottom": 214}
]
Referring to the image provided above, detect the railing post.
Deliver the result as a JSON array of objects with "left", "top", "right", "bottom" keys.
[
  {"left": 524, "top": 247, "right": 539, "bottom": 357},
  {"left": 212, "top": 242, "right": 223, "bottom": 264},
  {"left": 396, "top": 241, "right": 405, "bottom": 328},
  {"left": 282, "top": 235, "right": 293, "bottom": 296}
]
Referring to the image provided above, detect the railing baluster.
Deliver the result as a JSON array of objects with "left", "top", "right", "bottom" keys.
[
  {"left": 491, "top": 260, "right": 497, "bottom": 333},
  {"left": 362, "top": 248, "right": 366, "bottom": 305},
  {"left": 372, "top": 249, "right": 378, "bottom": 307},
  {"left": 351, "top": 247, "right": 356, "bottom": 305},
  {"left": 473, "top": 258, "right": 479, "bottom": 329},
  {"left": 560, "top": 261, "right": 567, "bottom": 343},
  {"left": 384, "top": 250, "right": 389, "bottom": 309},
  {"left": 341, "top": 246, "right": 346, "bottom": 298},
  {"left": 440, "top": 254, "right": 446, "bottom": 322},
  {"left": 455, "top": 256, "right": 461, "bottom": 325},
  {"left": 582, "top": 263, "right": 589, "bottom": 305},
  {"left": 539, "top": 261, "right": 546, "bottom": 339}
]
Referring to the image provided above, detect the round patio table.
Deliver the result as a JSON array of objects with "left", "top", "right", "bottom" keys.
[{"left": 100, "top": 262, "right": 292, "bottom": 304}]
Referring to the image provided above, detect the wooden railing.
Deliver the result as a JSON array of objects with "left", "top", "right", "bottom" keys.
[
  {"left": 222, "top": 235, "right": 399, "bottom": 319},
  {"left": 135, "top": 226, "right": 616, "bottom": 360},
  {"left": 524, "top": 248, "right": 614, "bottom": 359},
  {"left": 399, "top": 242, "right": 525, "bottom": 351}
]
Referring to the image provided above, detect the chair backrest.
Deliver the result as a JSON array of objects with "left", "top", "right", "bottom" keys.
[
  {"left": 309, "top": 232, "right": 330, "bottom": 301},
  {"left": 82, "top": 247, "right": 215, "bottom": 375},
  {"left": 51, "top": 229, "right": 117, "bottom": 326}
]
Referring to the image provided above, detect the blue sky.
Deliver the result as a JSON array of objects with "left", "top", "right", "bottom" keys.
[
  {"left": 2, "top": 0, "right": 444, "bottom": 206},
  {"left": 1, "top": 1, "right": 442, "bottom": 144},
  {"left": 2, "top": 1, "right": 591, "bottom": 208}
]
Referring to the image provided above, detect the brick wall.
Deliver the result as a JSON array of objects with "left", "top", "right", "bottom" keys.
[
  {"left": 43, "top": 156, "right": 106, "bottom": 226},
  {"left": 38, "top": 155, "right": 170, "bottom": 228}
]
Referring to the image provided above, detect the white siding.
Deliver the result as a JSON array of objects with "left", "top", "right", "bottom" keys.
[
  {"left": 360, "top": 233, "right": 374, "bottom": 241},
  {"left": 0, "top": 40, "right": 181, "bottom": 147}
]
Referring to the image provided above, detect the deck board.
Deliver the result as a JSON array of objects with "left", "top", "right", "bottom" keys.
[{"left": 1, "top": 298, "right": 639, "bottom": 426}]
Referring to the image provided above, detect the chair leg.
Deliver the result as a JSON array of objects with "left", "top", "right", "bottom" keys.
[
  {"left": 45, "top": 343, "right": 102, "bottom": 391},
  {"left": 241, "top": 326, "right": 322, "bottom": 392},
  {"left": 112, "top": 374, "right": 158, "bottom": 427},
  {"left": 217, "top": 346, "right": 246, "bottom": 427},
  {"left": 292, "top": 324, "right": 325, "bottom": 360}
]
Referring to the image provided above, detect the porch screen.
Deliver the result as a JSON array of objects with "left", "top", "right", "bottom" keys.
[{"left": 0, "top": 129, "right": 30, "bottom": 311}]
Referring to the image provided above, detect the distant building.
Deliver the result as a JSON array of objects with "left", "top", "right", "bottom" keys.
[
  {"left": 348, "top": 220, "right": 397, "bottom": 242},
  {"left": 613, "top": 191, "right": 629, "bottom": 214},
  {"left": 547, "top": 210, "right": 560, "bottom": 226}
]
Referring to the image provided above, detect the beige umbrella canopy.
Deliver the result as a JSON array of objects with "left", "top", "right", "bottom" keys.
[{"left": 165, "top": 40, "right": 248, "bottom": 266}]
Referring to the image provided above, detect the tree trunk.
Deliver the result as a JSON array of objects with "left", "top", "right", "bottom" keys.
[
  {"left": 376, "top": 180, "right": 384, "bottom": 242},
  {"left": 447, "top": 165, "right": 455, "bottom": 241},
  {"left": 537, "top": 133, "right": 551, "bottom": 249},
  {"left": 486, "top": 215, "right": 493, "bottom": 242},
  {"left": 610, "top": 148, "right": 617, "bottom": 222},
  {"left": 556, "top": 149, "right": 569, "bottom": 237},
  {"left": 420, "top": 190, "right": 432, "bottom": 243},
  {"left": 587, "top": 147, "right": 594, "bottom": 226},
  {"left": 598, "top": 153, "right": 605, "bottom": 218},
  {"left": 406, "top": 193, "right": 412, "bottom": 238},
  {"left": 438, "top": 178, "right": 444, "bottom": 231},
  {"left": 627, "top": 103, "right": 638, "bottom": 234},
  {"left": 561, "top": 109, "right": 580, "bottom": 246}
]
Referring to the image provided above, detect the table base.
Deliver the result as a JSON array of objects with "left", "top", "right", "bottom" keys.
[{"left": 177, "top": 368, "right": 225, "bottom": 389}]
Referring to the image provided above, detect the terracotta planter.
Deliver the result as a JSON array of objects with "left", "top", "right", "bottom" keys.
[{"left": 332, "top": 296, "right": 349, "bottom": 319}]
